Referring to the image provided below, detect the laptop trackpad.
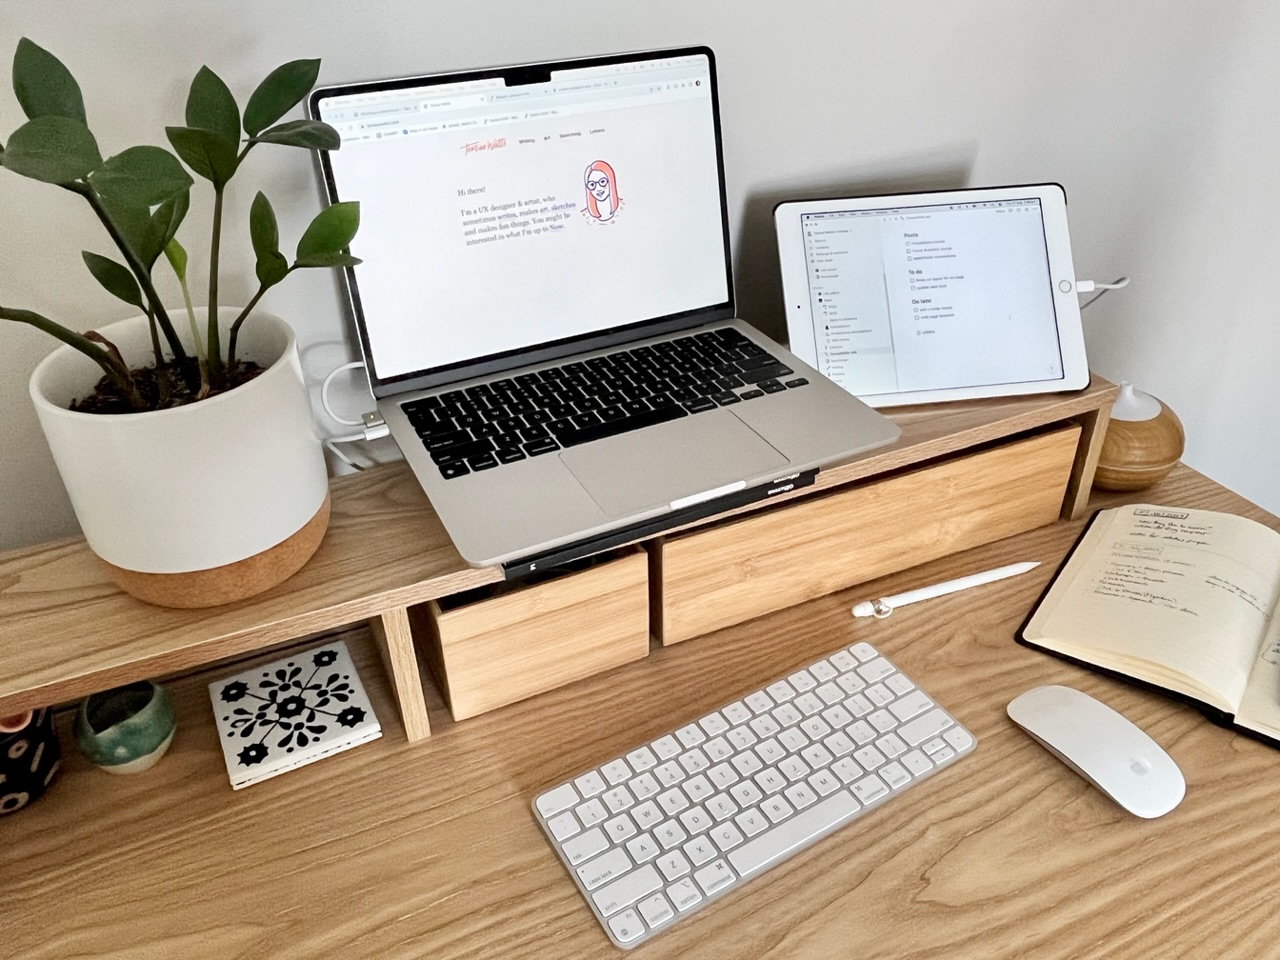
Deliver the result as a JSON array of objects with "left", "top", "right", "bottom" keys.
[{"left": 560, "top": 410, "right": 790, "bottom": 518}]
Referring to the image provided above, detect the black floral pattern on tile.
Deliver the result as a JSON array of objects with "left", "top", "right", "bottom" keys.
[{"left": 216, "top": 648, "right": 361, "bottom": 764}]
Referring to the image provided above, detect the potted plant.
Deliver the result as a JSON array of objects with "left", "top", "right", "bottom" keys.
[{"left": 1, "top": 39, "right": 360, "bottom": 607}]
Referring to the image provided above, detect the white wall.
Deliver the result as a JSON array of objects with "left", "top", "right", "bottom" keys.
[{"left": 2, "top": 1, "right": 1276, "bottom": 552}]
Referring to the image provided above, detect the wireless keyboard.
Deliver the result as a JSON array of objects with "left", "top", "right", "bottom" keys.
[{"left": 532, "top": 641, "right": 976, "bottom": 949}]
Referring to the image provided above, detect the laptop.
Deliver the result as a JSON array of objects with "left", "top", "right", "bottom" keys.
[{"left": 309, "top": 46, "right": 900, "bottom": 573}]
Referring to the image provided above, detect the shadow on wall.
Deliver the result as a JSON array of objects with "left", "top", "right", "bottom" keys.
[{"left": 732, "top": 151, "right": 976, "bottom": 345}]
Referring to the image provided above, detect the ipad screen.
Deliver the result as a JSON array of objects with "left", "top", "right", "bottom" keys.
[{"left": 778, "top": 186, "right": 1087, "bottom": 406}]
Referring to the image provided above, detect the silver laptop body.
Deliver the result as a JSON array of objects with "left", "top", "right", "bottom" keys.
[{"left": 311, "top": 46, "right": 899, "bottom": 570}]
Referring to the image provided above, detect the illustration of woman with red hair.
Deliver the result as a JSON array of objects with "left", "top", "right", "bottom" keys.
[{"left": 583, "top": 160, "right": 621, "bottom": 222}]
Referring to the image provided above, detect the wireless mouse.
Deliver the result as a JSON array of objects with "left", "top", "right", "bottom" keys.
[{"left": 1007, "top": 684, "right": 1185, "bottom": 818}]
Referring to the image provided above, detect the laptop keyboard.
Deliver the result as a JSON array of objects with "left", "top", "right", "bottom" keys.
[{"left": 401, "top": 328, "right": 810, "bottom": 479}]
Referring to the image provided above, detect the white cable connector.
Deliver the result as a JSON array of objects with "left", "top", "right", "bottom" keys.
[
  {"left": 1075, "top": 276, "right": 1130, "bottom": 294},
  {"left": 320, "top": 359, "right": 388, "bottom": 472},
  {"left": 321, "top": 360, "right": 374, "bottom": 426}
]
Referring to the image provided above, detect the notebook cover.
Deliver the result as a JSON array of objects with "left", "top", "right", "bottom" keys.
[{"left": 209, "top": 639, "right": 381, "bottom": 789}]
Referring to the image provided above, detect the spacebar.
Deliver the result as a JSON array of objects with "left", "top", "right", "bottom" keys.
[
  {"left": 555, "top": 405, "right": 687, "bottom": 447},
  {"left": 727, "top": 792, "right": 860, "bottom": 877}
]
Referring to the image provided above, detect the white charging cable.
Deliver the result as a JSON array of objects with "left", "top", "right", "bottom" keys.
[
  {"left": 320, "top": 360, "right": 389, "bottom": 471},
  {"left": 1076, "top": 276, "right": 1130, "bottom": 294},
  {"left": 1077, "top": 276, "right": 1130, "bottom": 311}
]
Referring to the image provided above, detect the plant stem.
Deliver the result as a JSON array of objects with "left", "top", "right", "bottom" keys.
[
  {"left": 67, "top": 183, "right": 188, "bottom": 363},
  {"left": 206, "top": 185, "right": 225, "bottom": 384},
  {"left": 177, "top": 268, "right": 210, "bottom": 399},
  {"left": 145, "top": 307, "right": 163, "bottom": 367},
  {"left": 227, "top": 273, "right": 286, "bottom": 367},
  {"left": 1, "top": 306, "right": 145, "bottom": 409}
]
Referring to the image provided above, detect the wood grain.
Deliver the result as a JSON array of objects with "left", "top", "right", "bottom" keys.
[
  {"left": 657, "top": 425, "right": 1080, "bottom": 644},
  {"left": 369, "top": 606, "right": 431, "bottom": 741},
  {"left": 1094, "top": 402, "right": 1186, "bottom": 491},
  {"left": 3, "top": 464, "right": 1277, "bottom": 960},
  {"left": 421, "top": 550, "right": 650, "bottom": 720}
]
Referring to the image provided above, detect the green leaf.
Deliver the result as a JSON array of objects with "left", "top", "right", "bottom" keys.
[
  {"left": 154, "top": 188, "right": 190, "bottom": 250},
  {"left": 243, "top": 59, "right": 320, "bottom": 137},
  {"left": 296, "top": 201, "right": 359, "bottom": 260},
  {"left": 89, "top": 146, "right": 193, "bottom": 207},
  {"left": 164, "top": 126, "right": 239, "bottom": 186},
  {"left": 0, "top": 116, "right": 100, "bottom": 183},
  {"left": 99, "top": 194, "right": 163, "bottom": 267},
  {"left": 83, "top": 251, "right": 144, "bottom": 309},
  {"left": 163, "top": 238, "right": 188, "bottom": 280},
  {"left": 249, "top": 191, "right": 280, "bottom": 259},
  {"left": 13, "top": 38, "right": 86, "bottom": 122},
  {"left": 250, "top": 118, "right": 340, "bottom": 150},
  {"left": 257, "top": 250, "right": 291, "bottom": 286},
  {"left": 293, "top": 251, "right": 362, "bottom": 269},
  {"left": 249, "top": 192, "right": 290, "bottom": 287},
  {"left": 185, "top": 66, "right": 241, "bottom": 146}
]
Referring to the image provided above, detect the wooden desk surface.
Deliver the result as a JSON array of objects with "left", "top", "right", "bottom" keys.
[{"left": 5, "top": 464, "right": 1279, "bottom": 960}]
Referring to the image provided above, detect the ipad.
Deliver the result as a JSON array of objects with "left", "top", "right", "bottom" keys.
[{"left": 775, "top": 183, "right": 1089, "bottom": 408}]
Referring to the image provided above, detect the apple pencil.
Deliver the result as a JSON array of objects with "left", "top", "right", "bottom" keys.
[{"left": 851, "top": 561, "right": 1041, "bottom": 618}]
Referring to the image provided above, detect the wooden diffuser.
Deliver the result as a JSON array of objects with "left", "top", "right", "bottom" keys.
[{"left": 1094, "top": 382, "right": 1185, "bottom": 491}]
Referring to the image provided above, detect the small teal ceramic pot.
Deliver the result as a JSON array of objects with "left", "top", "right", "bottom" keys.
[
  {"left": 75, "top": 680, "right": 175, "bottom": 774},
  {"left": 1, "top": 707, "right": 62, "bottom": 814}
]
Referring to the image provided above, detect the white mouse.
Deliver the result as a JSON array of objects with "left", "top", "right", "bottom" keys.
[{"left": 1007, "top": 685, "right": 1185, "bottom": 819}]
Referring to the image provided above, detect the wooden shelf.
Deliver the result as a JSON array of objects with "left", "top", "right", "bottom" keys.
[
  {"left": 0, "top": 377, "right": 1116, "bottom": 733},
  {"left": 6, "top": 464, "right": 1280, "bottom": 960}
]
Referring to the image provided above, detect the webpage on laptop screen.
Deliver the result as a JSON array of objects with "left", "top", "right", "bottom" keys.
[
  {"left": 319, "top": 55, "right": 728, "bottom": 380},
  {"left": 799, "top": 199, "right": 1064, "bottom": 396}
]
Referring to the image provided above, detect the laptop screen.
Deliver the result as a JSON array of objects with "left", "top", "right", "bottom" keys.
[{"left": 311, "top": 48, "right": 731, "bottom": 388}]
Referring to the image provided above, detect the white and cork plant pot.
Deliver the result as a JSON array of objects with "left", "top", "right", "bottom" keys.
[{"left": 29, "top": 308, "right": 330, "bottom": 608}]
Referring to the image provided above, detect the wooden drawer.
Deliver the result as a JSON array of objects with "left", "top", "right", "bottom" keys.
[
  {"left": 416, "top": 549, "right": 649, "bottom": 720},
  {"left": 652, "top": 425, "right": 1081, "bottom": 645}
]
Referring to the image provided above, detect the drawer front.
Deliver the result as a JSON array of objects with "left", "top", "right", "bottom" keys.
[
  {"left": 427, "top": 551, "right": 649, "bottom": 720},
  {"left": 656, "top": 425, "right": 1080, "bottom": 645}
]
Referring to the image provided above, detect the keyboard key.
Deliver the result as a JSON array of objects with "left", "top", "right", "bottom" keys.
[
  {"left": 608, "top": 909, "right": 645, "bottom": 944},
  {"left": 626, "top": 746, "right": 658, "bottom": 771},
  {"left": 698, "top": 712, "right": 730, "bottom": 737},
  {"left": 523, "top": 437, "right": 560, "bottom": 456},
  {"left": 651, "top": 735, "right": 681, "bottom": 760},
  {"left": 852, "top": 775, "right": 890, "bottom": 806},
  {"left": 890, "top": 690, "right": 934, "bottom": 722},
  {"left": 602, "top": 758, "right": 632, "bottom": 785},
  {"left": 944, "top": 727, "right": 975, "bottom": 752},
  {"left": 439, "top": 461, "right": 470, "bottom": 479},
  {"left": 548, "top": 811, "right": 580, "bottom": 841},
  {"left": 637, "top": 892, "right": 674, "bottom": 928},
  {"left": 899, "top": 709, "right": 955, "bottom": 746},
  {"left": 728, "top": 792, "right": 859, "bottom": 877},
  {"left": 683, "top": 835, "right": 717, "bottom": 866},
  {"left": 657, "top": 788, "right": 689, "bottom": 816},
  {"left": 602, "top": 785, "right": 636, "bottom": 813},
  {"left": 605, "top": 814, "right": 638, "bottom": 844},
  {"left": 667, "top": 878, "right": 702, "bottom": 912},
  {"left": 593, "top": 864, "right": 662, "bottom": 917},
  {"left": 683, "top": 397, "right": 717, "bottom": 412},
  {"left": 536, "top": 783, "right": 580, "bottom": 818},
  {"left": 632, "top": 800, "right": 663, "bottom": 830},
  {"left": 578, "top": 847, "right": 631, "bottom": 890},
  {"left": 563, "top": 827, "right": 609, "bottom": 865},
  {"left": 575, "top": 798, "right": 608, "bottom": 827},
  {"left": 694, "top": 859, "right": 736, "bottom": 896},
  {"left": 657, "top": 850, "right": 691, "bottom": 881}
]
